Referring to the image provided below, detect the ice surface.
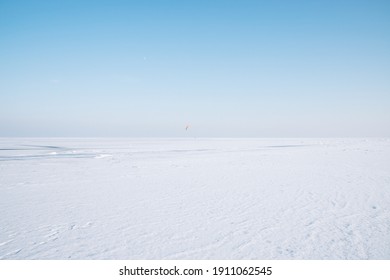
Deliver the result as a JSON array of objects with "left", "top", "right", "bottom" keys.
[{"left": 1, "top": 138, "right": 389, "bottom": 259}]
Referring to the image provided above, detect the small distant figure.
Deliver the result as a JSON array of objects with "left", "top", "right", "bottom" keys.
[{"left": 185, "top": 124, "right": 190, "bottom": 131}]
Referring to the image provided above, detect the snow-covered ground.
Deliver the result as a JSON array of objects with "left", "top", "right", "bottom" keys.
[{"left": 0, "top": 138, "right": 389, "bottom": 259}]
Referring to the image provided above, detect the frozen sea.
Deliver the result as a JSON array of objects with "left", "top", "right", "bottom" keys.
[{"left": 0, "top": 138, "right": 389, "bottom": 259}]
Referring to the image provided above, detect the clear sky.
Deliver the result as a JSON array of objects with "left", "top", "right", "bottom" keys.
[{"left": 1, "top": 0, "right": 389, "bottom": 137}]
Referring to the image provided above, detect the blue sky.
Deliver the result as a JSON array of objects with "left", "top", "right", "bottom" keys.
[{"left": 1, "top": 0, "right": 389, "bottom": 137}]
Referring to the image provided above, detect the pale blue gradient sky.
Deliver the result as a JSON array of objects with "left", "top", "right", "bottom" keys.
[{"left": 1, "top": 0, "right": 389, "bottom": 137}]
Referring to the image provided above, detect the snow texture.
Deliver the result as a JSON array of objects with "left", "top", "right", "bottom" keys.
[{"left": 1, "top": 138, "right": 389, "bottom": 259}]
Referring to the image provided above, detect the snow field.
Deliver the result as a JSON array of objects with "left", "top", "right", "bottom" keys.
[{"left": 1, "top": 138, "right": 389, "bottom": 259}]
